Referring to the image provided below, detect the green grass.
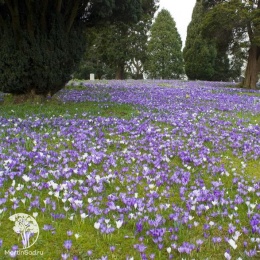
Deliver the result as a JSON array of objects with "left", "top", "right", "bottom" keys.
[{"left": 0, "top": 99, "right": 139, "bottom": 120}]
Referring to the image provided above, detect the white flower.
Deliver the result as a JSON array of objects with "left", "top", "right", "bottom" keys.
[
  {"left": 250, "top": 203, "right": 257, "bottom": 209},
  {"left": 149, "top": 184, "right": 155, "bottom": 189},
  {"left": 212, "top": 200, "right": 218, "bottom": 206},
  {"left": 33, "top": 212, "right": 38, "bottom": 218},
  {"left": 80, "top": 213, "right": 88, "bottom": 219},
  {"left": 228, "top": 238, "right": 237, "bottom": 249},
  {"left": 224, "top": 252, "right": 231, "bottom": 260},
  {"left": 194, "top": 221, "right": 199, "bottom": 227},
  {"left": 16, "top": 184, "right": 24, "bottom": 191},
  {"left": 22, "top": 174, "right": 30, "bottom": 182},
  {"left": 129, "top": 213, "right": 135, "bottom": 219},
  {"left": 64, "top": 206, "right": 70, "bottom": 212},
  {"left": 54, "top": 191, "right": 60, "bottom": 198},
  {"left": 75, "top": 233, "right": 80, "bottom": 240},
  {"left": 116, "top": 220, "right": 123, "bottom": 229},
  {"left": 167, "top": 247, "right": 171, "bottom": 254},
  {"left": 248, "top": 186, "right": 254, "bottom": 192},
  {"left": 232, "top": 231, "right": 241, "bottom": 241},
  {"left": 94, "top": 222, "right": 100, "bottom": 230}
]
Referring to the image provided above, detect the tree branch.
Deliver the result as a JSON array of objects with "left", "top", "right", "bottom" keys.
[{"left": 247, "top": 21, "right": 254, "bottom": 42}]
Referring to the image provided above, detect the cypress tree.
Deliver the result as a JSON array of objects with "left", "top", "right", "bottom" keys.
[
  {"left": 183, "top": 1, "right": 217, "bottom": 80},
  {"left": 145, "top": 9, "right": 184, "bottom": 79}
]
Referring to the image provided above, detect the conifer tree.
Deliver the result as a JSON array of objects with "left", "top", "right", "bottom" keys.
[
  {"left": 145, "top": 9, "right": 184, "bottom": 79},
  {"left": 0, "top": 0, "right": 145, "bottom": 100},
  {"left": 183, "top": 1, "right": 217, "bottom": 80}
]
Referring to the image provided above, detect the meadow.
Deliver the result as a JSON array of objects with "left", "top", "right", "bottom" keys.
[{"left": 0, "top": 80, "right": 260, "bottom": 259}]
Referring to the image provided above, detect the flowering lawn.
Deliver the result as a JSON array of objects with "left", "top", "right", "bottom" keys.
[{"left": 0, "top": 80, "right": 260, "bottom": 259}]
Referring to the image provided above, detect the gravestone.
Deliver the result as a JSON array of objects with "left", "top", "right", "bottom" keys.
[{"left": 90, "top": 74, "right": 95, "bottom": 80}]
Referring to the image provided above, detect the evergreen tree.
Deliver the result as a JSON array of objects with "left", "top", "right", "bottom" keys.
[
  {"left": 184, "top": 0, "right": 243, "bottom": 81},
  {"left": 0, "top": 0, "right": 145, "bottom": 99},
  {"left": 145, "top": 9, "right": 184, "bottom": 79},
  {"left": 183, "top": 1, "right": 216, "bottom": 80}
]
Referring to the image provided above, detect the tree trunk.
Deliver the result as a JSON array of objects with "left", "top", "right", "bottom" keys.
[
  {"left": 115, "top": 64, "right": 125, "bottom": 79},
  {"left": 12, "top": 89, "right": 46, "bottom": 104},
  {"left": 243, "top": 45, "right": 260, "bottom": 89}
]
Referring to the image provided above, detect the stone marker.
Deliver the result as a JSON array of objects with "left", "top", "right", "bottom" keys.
[{"left": 90, "top": 74, "right": 95, "bottom": 80}]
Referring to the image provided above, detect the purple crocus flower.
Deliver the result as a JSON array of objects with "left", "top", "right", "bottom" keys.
[{"left": 63, "top": 240, "right": 72, "bottom": 250}]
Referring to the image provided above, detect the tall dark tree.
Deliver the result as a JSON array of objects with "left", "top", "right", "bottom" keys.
[
  {"left": 202, "top": 0, "right": 260, "bottom": 88},
  {"left": 184, "top": 0, "right": 244, "bottom": 81},
  {"left": 0, "top": 0, "right": 145, "bottom": 99},
  {"left": 183, "top": 1, "right": 217, "bottom": 80},
  {"left": 145, "top": 9, "right": 184, "bottom": 79}
]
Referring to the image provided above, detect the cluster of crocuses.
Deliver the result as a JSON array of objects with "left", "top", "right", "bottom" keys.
[{"left": 0, "top": 80, "right": 260, "bottom": 259}]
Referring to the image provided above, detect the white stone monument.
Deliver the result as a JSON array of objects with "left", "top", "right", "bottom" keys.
[{"left": 90, "top": 73, "right": 95, "bottom": 80}]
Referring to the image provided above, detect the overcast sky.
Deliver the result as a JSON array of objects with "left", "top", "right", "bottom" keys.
[{"left": 157, "top": 0, "right": 196, "bottom": 47}]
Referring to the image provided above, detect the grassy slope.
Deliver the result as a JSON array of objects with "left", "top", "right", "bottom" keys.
[{"left": 0, "top": 85, "right": 260, "bottom": 260}]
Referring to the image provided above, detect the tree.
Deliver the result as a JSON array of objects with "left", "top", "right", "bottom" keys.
[
  {"left": 0, "top": 0, "right": 145, "bottom": 99},
  {"left": 184, "top": 0, "right": 244, "bottom": 81},
  {"left": 125, "top": 14, "right": 155, "bottom": 79},
  {"left": 75, "top": 0, "right": 158, "bottom": 80},
  {"left": 183, "top": 1, "right": 217, "bottom": 80},
  {"left": 144, "top": 9, "right": 184, "bottom": 79},
  {"left": 202, "top": 0, "right": 260, "bottom": 88}
]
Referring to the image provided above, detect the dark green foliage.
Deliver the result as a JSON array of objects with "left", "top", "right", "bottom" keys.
[
  {"left": 74, "top": 23, "right": 130, "bottom": 80},
  {"left": 201, "top": 0, "right": 260, "bottom": 88},
  {"left": 184, "top": 39, "right": 217, "bottom": 80},
  {"left": 183, "top": 1, "right": 216, "bottom": 80},
  {"left": 0, "top": 19, "right": 85, "bottom": 95},
  {"left": 0, "top": 0, "right": 145, "bottom": 97},
  {"left": 145, "top": 9, "right": 184, "bottom": 79},
  {"left": 74, "top": 0, "right": 158, "bottom": 80},
  {"left": 184, "top": 0, "right": 243, "bottom": 81}
]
